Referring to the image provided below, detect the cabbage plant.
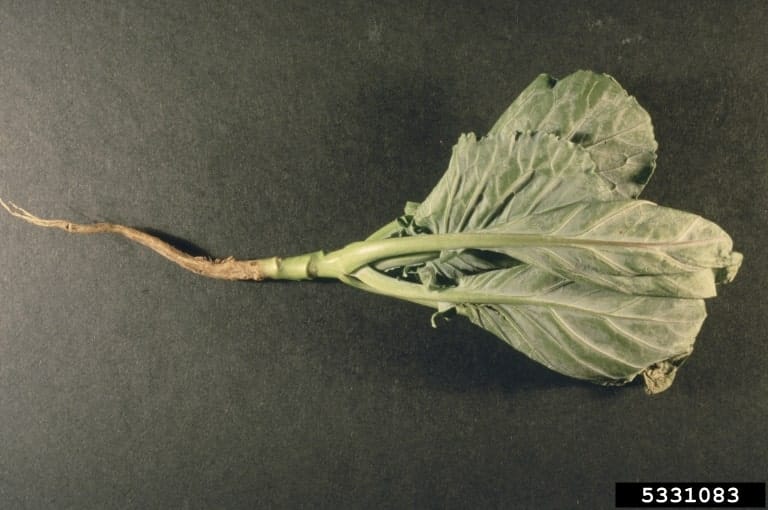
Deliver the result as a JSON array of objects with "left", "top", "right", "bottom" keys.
[{"left": 2, "top": 71, "right": 741, "bottom": 393}]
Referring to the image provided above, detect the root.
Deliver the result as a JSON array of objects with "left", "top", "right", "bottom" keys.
[{"left": 0, "top": 199, "right": 273, "bottom": 281}]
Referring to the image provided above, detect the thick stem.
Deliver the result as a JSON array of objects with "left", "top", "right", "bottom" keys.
[
  {"left": 315, "top": 233, "right": 537, "bottom": 277},
  {"left": 0, "top": 199, "right": 320, "bottom": 281}
]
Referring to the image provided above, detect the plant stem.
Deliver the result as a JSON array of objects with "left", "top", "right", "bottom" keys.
[
  {"left": 314, "top": 233, "right": 541, "bottom": 277},
  {"left": 346, "top": 266, "right": 521, "bottom": 307}
]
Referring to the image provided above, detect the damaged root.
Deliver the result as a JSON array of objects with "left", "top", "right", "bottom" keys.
[{"left": 0, "top": 199, "right": 272, "bottom": 281}]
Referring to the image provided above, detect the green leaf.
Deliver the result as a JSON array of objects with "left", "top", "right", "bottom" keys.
[
  {"left": 407, "top": 131, "right": 617, "bottom": 281},
  {"left": 405, "top": 140, "right": 740, "bottom": 296},
  {"left": 385, "top": 72, "right": 658, "bottom": 281},
  {"left": 405, "top": 71, "right": 657, "bottom": 242},
  {"left": 478, "top": 200, "right": 741, "bottom": 298},
  {"left": 488, "top": 70, "right": 657, "bottom": 198},
  {"left": 412, "top": 131, "right": 615, "bottom": 235},
  {"left": 456, "top": 265, "right": 705, "bottom": 389}
]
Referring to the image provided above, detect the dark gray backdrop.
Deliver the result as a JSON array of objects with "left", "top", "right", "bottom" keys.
[{"left": 1, "top": 1, "right": 765, "bottom": 508}]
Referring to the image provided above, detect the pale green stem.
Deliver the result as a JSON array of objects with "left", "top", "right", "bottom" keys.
[
  {"left": 364, "top": 219, "right": 403, "bottom": 241},
  {"left": 279, "top": 231, "right": 548, "bottom": 282},
  {"left": 348, "top": 266, "right": 524, "bottom": 306},
  {"left": 313, "top": 232, "right": 545, "bottom": 278}
]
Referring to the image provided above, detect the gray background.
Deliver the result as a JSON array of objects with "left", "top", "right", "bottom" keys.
[{"left": 1, "top": 1, "right": 765, "bottom": 508}]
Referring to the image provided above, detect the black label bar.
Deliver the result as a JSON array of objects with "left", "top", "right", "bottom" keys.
[{"left": 616, "top": 482, "right": 765, "bottom": 507}]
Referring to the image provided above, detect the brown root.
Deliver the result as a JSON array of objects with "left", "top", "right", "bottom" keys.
[{"left": 0, "top": 199, "right": 272, "bottom": 281}]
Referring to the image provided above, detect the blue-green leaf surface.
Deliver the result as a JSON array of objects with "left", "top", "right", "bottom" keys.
[
  {"left": 488, "top": 70, "right": 657, "bottom": 198},
  {"left": 478, "top": 200, "right": 741, "bottom": 298},
  {"left": 456, "top": 265, "right": 705, "bottom": 390},
  {"left": 412, "top": 131, "right": 615, "bottom": 235}
]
